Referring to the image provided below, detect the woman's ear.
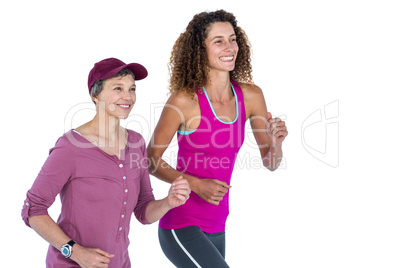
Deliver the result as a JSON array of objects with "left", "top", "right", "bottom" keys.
[{"left": 91, "top": 94, "right": 99, "bottom": 104}]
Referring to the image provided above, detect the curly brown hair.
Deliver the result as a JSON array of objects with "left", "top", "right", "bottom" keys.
[{"left": 169, "top": 9, "right": 253, "bottom": 94}]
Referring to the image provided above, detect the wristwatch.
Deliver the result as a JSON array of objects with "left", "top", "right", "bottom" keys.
[{"left": 60, "top": 240, "right": 76, "bottom": 258}]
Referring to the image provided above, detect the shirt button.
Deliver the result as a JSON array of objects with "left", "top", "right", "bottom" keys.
[
  {"left": 25, "top": 202, "right": 29, "bottom": 206},
  {"left": 119, "top": 164, "right": 123, "bottom": 168},
  {"left": 124, "top": 189, "right": 128, "bottom": 193},
  {"left": 119, "top": 227, "right": 123, "bottom": 231},
  {"left": 121, "top": 214, "right": 125, "bottom": 218},
  {"left": 123, "top": 176, "right": 126, "bottom": 180},
  {"left": 123, "top": 201, "right": 127, "bottom": 205}
]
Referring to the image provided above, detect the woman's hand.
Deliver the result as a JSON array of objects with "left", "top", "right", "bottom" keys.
[
  {"left": 167, "top": 176, "right": 191, "bottom": 208},
  {"left": 266, "top": 112, "right": 288, "bottom": 148},
  {"left": 189, "top": 178, "right": 231, "bottom": 206},
  {"left": 70, "top": 244, "right": 114, "bottom": 268}
]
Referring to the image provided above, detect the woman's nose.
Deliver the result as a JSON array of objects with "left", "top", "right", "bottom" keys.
[{"left": 122, "top": 90, "right": 132, "bottom": 100}]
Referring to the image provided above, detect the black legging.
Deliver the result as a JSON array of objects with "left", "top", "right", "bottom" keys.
[{"left": 158, "top": 226, "right": 230, "bottom": 268}]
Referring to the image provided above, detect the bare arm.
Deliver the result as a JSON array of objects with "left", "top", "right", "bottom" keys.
[
  {"left": 145, "top": 176, "right": 190, "bottom": 223},
  {"left": 147, "top": 93, "right": 230, "bottom": 205},
  {"left": 243, "top": 84, "right": 288, "bottom": 171},
  {"left": 28, "top": 215, "right": 114, "bottom": 268},
  {"left": 147, "top": 94, "right": 191, "bottom": 184},
  {"left": 262, "top": 112, "right": 288, "bottom": 170}
]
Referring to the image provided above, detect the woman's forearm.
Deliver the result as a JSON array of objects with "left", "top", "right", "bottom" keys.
[
  {"left": 148, "top": 156, "right": 200, "bottom": 190},
  {"left": 262, "top": 145, "right": 283, "bottom": 171},
  {"left": 148, "top": 156, "right": 180, "bottom": 184},
  {"left": 145, "top": 198, "right": 172, "bottom": 224},
  {"left": 28, "top": 215, "right": 114, "bottom": 265},
  {"left": 28, "top": 215, "right": 71, "bottom": 251},
  {"left": 145, "top": 176, "right": 190, "bottom": 223}
]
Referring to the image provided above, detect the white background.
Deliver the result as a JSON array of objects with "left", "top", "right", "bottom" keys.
[{"left": 1, "top": 0, "right": 401, "bottom": 267}]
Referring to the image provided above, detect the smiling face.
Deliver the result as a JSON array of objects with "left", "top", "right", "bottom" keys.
[
  {"left": 205, "top": 22, "right": 239, "bottom": 73},
  {"left": 93, "top": 74, "right": 136, "bottom": 119}
]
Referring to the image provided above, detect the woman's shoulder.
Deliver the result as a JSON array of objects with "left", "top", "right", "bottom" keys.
[
  {"left": 236, "top": 82, "right": 264, "bottom": 100},
  {"left": 59, "top": 130, "right": 77, "bottom": 144},
  {"left": 60, "top": 129, "right": 92, "bottom": 148},
  {"left": 127, "top": 129, "right": 145, "bottom": 143},
  {"left": 46, "top": 130, "right": 80, "bottom": 154},
  {"left": 236, "top": 82, "right": 267, "bottom": 118},
  {"left": 168, "top": 90, "right": 198, "bottom": 105},
  {"left": 166, "top": 90, "right": 199, "bottom": 114}
]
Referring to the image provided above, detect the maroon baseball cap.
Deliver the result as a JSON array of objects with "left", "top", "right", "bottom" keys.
[{"left": 88, "top": 57, "right": 148, "bottom": 93}]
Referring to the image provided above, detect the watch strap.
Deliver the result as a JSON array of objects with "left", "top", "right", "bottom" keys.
[{"left": 67, "top": 240, "right": 76, "bottom": 247}]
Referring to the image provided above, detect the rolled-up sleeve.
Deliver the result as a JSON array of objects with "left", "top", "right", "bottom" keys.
[
  {"left": 133, "top": 137, "right": 155, "bottom": 224},
  {"left": 22, "top": 137, "right": 74, "bottom": 227}
]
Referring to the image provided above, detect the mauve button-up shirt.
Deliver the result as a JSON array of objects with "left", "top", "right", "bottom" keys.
[{"left": 22, "top": 129, "right": 155, "bottom": 268}]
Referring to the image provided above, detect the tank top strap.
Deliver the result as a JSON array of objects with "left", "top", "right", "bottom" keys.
[
  {"left": 195, "top": 87, "right": 215, "bottom": 119},
  {"left": 196, "top": 81, "right": 246, "bottom": 124},
  {"left": 230, "top": 80, "right": 243, "bottom": 103},
  {"left": 230, "top": 80, "right": 247, "bottom": 124}
]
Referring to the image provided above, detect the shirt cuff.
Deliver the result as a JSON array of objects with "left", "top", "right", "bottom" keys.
[{"left": 21, "top": 199, "right": 49, "bottom": 227}]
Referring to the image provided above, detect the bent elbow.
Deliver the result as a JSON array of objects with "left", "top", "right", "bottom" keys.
[{"left": 147, "top": 156, "right": 159, "bottom": 175}]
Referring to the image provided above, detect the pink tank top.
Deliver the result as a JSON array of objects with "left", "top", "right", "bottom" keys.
[{"left": 159, "top": 81, "right": 246, "bottom": 233}]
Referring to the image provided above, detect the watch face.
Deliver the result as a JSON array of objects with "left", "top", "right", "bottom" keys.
[{"left": 61, "top": 246, "right": 70, "bottom": 257}]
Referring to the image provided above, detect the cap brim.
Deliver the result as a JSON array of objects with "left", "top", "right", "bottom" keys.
[
  {"left": 99, "top": 63, "right": 148, "bottom": 82},
  {"left": 124, "top": 63, "right": 148, "bottom": 80}
]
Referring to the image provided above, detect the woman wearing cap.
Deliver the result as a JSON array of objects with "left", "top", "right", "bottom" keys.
[
  {"left": 147, "top": 10, "right": 288, "bottom": 267},
  {"left": 22, "top": 58, "right": 190, "bottom": 268}
]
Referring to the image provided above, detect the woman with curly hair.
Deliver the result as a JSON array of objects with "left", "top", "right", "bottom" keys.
[{"left": 147, "top": 10, "right": 288, "bottom": 267}]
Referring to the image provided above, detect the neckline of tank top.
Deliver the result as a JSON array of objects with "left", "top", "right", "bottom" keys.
[
  {"left": 177, "top": 83, "right": 239, "bottom": 135},
  {"left": 202, "top": 82, "right": 239, "bottom": 125}
]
